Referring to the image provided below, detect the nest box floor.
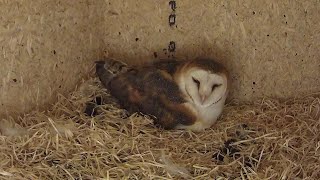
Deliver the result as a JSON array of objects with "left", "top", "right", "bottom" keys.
[{"left": 0, "top": 78, "right": 319, "bottom": 179}]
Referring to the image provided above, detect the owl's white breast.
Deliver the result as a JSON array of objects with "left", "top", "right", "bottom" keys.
[
  {"left": 196, "top": 94, "right": 227, "bottom": 128},
  {"left": 175, "top": 94, "right": 227, "bottom": 132}
]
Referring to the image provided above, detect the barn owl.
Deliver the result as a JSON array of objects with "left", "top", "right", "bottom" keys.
[{"left": 95, "top": 57, "right": 230, "bottom": 132}]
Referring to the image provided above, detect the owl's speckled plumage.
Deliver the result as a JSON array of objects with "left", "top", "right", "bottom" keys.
[{"left": 96, "top": 58, "right": 229, "bottom": 131}]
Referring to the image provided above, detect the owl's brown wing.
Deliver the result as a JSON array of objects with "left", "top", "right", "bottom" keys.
[
  {"left": 139, "top": 68, "right": 197, "bottom": 129},
  {"left": 107, "top": 67, "right": 197, "bottom": 129},
  {"left": 106, "top": 69, "right": 142, "bottom": 114}
]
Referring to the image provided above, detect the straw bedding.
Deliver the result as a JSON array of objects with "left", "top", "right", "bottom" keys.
[{"left": 0, "top": 78, "right": 319, "bottom": 180}]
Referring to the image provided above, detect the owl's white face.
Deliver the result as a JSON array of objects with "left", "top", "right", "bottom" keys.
[{"left": 183, "top": 68, "right": 228, "bottom": 107}]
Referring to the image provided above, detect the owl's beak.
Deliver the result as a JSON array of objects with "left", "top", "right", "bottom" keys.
[{"left": 200, "top": 95, "right": 207, "bottom": 104}]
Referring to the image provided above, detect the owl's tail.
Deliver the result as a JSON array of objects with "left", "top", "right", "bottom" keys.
[
  {"left": 95, "top": 61, "right": 114, "bottom": 88},
  {"left": 95, "top": 59, "right": 129, "bottom": 88}
]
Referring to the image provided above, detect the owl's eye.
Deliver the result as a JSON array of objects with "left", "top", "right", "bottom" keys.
[
  {"left": 211, "top": 84, "right": 222, "bottom": 91},
  {"left": 192, "top": 77, "right": 200, "bottom": 89}
]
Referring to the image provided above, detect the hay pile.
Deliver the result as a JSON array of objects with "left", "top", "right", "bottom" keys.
[{"left": 0, "top": 78, "right": 319, "bottom": 180}]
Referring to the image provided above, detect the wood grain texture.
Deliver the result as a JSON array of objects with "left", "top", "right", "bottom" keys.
[
  {"left": 0, "top": 0, "right": 105, "bottom": 118},
  {"left": 103, "top": 0, "right": 320, "bottom": 102}
]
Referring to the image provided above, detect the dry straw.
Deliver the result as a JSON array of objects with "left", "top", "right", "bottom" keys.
[{"left": 0, "top": 78, "right": 319, "bottom": 179}]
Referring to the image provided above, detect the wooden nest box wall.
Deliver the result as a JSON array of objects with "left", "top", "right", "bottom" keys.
[{"left": 1, "top": 0, "right": 319, "bottom": 118}]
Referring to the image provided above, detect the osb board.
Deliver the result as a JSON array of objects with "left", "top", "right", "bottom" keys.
[
  {"left": 0, "top": 0, "right": 104, "bottom": 118},
  {"left": 103, "top": 0, "right": 320, "bottom": 102}
]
